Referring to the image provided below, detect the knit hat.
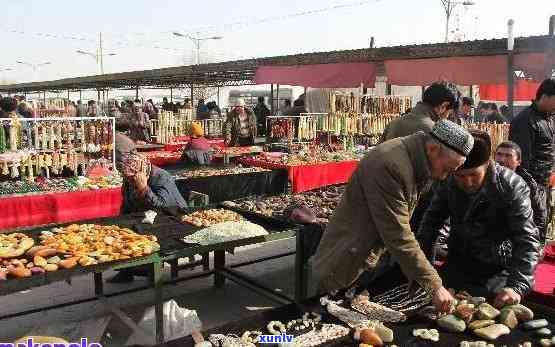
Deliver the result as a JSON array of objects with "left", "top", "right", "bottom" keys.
[
  {"left": 191, "top": 122, "right": 204, "bottom": 137},
  {"left": 457, "top": 129, "right": 491, "bottom": 170},
  {"left": 430, "top": 119, "right": 474, "bottom": 156}
]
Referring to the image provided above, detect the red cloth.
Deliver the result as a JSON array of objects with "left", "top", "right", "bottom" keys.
[
  {"left": 255, "top": 62, "right": 377, "bottom": 88},
  {"left": 240, "top": 158, "right": 358, "bottom": 193},
  {"left": 384, "top": 53, "right": 553, "bottom": 86},
  {"left": 479, "top": 80, "right": 540, "bottom": 101},
  {"left": 0, "top": 188, "right": 122, "bottom": 230},
  {"left": 528, "top": 261, "right": 555, "bottom": 308},
  {"left": 145, "top": 151, "right": 182, "bottom": 167},
  {"left": 164, "top": 138, "right": 225, "bottom": 153},
  {"left": 188, "top": 137, "right": 211, "bottom": 151}
]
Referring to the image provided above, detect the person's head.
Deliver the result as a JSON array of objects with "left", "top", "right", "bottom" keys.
[
  {"left": 535, "top": 78, "right": 555, "bottom": 114},
  {"left": 234, "top": 98, "right": 246, "bottom": 112},
  {"left": 453, "top": 130, "right": 492, "bottom": 194},
  {"left": 132, "top": 102, "right": 142, "bottom": 113},
  {"left": 283, "top": 203, "right": 317, "bottom": 224},
  {"left": 198, "top": 98, "right": 205, "bottom": 106},
  {"left": 294, "top": 98, "right": 305, "bottom": 107},
  {"left": 163, "top": 97, "right": 168, "bottom": 103},
  {"left": 77, "top": 100, "right": 82, "bottom": 105},
  {"left": 422, "top": 82, "right": 459, "bottom": 119},
  {"left": 500, "top": 105, "right": 509, "bottom": 117},
  {"left": 0, "top": 97, "right": 18, "bottom": 113},
  {"left": 489, "top": 103, "right": 498, "bottom": 113},
  {"left": 477, "top": 102, "right": 488, "bottom": 115},
  {"left": 121, "top": 153, "right": 151, "bottom": 182},
  {"left": 426, "top": 119, "right": 474, "bottom": 180},
  {"left": 283, "top": 99, "right": 292, "bottom": 107},
  {"left": 461, "top": 97, "right": 474, "bottom": 116},
  {"left": 191, "top": 122, "right": 204, "bottom": 138},
  {"left": 495, "top": 141, "right": 522, "bottom": 171},
  {"left": 257, "top": 96, "right": 265, "bottom": 104}
]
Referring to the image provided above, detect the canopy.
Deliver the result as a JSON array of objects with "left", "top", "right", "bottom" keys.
[
  {"left": 384, "top": 53, "right": 554, "bottom": 86},
  {"left": 479, "top": 80, "right": 540, "bottom": 102},
  {"left": 254, "top": 62, "right": 377, "bottom": 88}
]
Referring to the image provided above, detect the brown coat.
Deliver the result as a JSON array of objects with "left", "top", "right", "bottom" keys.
[
  {"left": 382, "top": 102, "right": 437, "bottom": 141},
  {"left": 312, "top": 131, "right": 442, "bottom": 294}
]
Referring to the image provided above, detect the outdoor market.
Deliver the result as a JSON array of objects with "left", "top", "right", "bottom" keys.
[{"left": 0, "top": 2, "right": 555, "bottom": 346}]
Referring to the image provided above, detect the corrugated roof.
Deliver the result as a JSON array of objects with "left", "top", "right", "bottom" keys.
[{"left": 1, "top": 35, "right": 552, "bottom": 93}]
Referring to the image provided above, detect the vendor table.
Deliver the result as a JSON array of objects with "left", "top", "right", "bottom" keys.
[
  {"left": 166, "top": 165, "right": 288, "bottom": 203},
  {"left": 164, "top": 138, "right": 226, "bottom": 153},
  {"left": 0, "top": 208, "right": 309, "bottom": 345},
  {"left": 157, "top": 297, "right": 555, "bottom": 347},
  {"left": 144, "top": 150, "right": 183, "bottom": 167},
  {"left": 0, "top": 187, "right": 122, "bottom": 231},
  {"left": 239, "top": 158, "right": 359, "bottom": 193},
  {"left": 135, "top": 143, "right": 166, "bottom": 152}
]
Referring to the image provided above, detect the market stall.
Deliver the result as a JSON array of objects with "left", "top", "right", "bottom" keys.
[
  {"left": 0, "top": 116, "right": 123, "bottom": 230},
  {"left": 168, "top": 165, "right": 288, "bottom": 203},
  {"left": 1, "top": 205, "right": 308, "bottom": 344},
  {"left": 240, "top": 155, "right": 358, "bottom": 193},
  {"left": 157, "top": 296, "right": 555, "bottom": 347}
]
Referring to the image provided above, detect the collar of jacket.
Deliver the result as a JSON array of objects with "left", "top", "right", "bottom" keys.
[
  {"left": 531, "top": 101, "right": 550, "bottom": 118},
  {"left": 401, "top": 131, "right": 432, "bottom": 189},
  {"left": 411, "top": 102, "right": 439, "bottom": 121}
]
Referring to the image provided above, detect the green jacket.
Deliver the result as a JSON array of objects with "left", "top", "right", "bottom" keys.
[
  {"left": 312, "top": 131, "right": 442, "bottom": 294},
  {"left": 382, "top": 102, "right": 437, "bottom": 141}
]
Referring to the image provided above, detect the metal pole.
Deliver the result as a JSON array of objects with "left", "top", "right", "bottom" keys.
[
  {"left": 97, "top": 90, "right": 101, "bottom": 104},
  {"left": 546, "top": 15, "right": 555, "bottom": 79},
  {"left": 270, "top": 84, "right": 274, "bottom": 115},
  {"left": 190, "top": 84, "right": 194, "bottom": 107},
  {"left": 43, "top": 91, "right": 46, "bottom": 104},
  {"left": 99, "top": 32, "right": 104, "bottom": 75},
  {"left": 507, "top": 19, "right": 515, "bottom": 119},
  {"left": 67, "top": 90, "right": 70, "bottom": 101},
  {"left": 135, "top": 86, "right": 139, "bottom": 99},
  {"left": 170, "top": 88, "right": 173, "bottom": 102},
  {"left": 217, "top": 86, "right": 220, "bottom": 106},
  {"left": 79, "top": 90, "right": 82, "bottom": 100},
  {"left": 276, "top": 84, "right": 280, "bottom": 107},
  {"left": 444, "top": 1, "right": 451, "bottom": 43}
]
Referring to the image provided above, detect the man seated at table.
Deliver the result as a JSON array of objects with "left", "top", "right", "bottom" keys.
[
  {"left": 417, "top": 130, "right": 540, "bottom": 308},
  {"left": 181, "top": 122, "right": 213, "bottom": 165},
  {"left": 110, "top": 153, "right": 188, "bottom": 283},
  {"left": 120, "top": 153, "right": 188, "bottom": 214}
]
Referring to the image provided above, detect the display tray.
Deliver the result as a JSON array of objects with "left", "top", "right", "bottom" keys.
[
  {"left": 158, "top": 297, "right": 555, "bottom": 347},
  {"left": 0, "top": 211, "right": 191, "bottom": 294},
  {"left": 164, "top": 205, "right": 298, "bottom": 249}
]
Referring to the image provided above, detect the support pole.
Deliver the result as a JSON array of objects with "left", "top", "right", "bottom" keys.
[
  {"left": 217, "top": 86, "right": 220, "bottom": 106},
  {"left": 190, "top": 84, "right": 194, "bottom": 108},
  {"left": 79, "top": 90, "right": 82, "bottom": 101},
  {"left": 386, "top": 84, "right": 392, "bottom": 96},
  {"left": 135, "top": 86, "right": 139, "bottom": 100},
  {"left": 270, "top": 84, "right": 274, "bottom": 115},
  {"left": 97, "top": 90, "right": 101, "bottom": 104},
  {"left": 546, "top": 15, "right": 555, "bottom": 79},
  {"left": 276, "top": 84, "right": 280, "bottom": 107},
  {"left": 43, "top": 91, "right": 46, "bottom": 104},
  {"left": 507, "top": 19, "right": 515, "bottom": 119},
  {"left": 170, "top": 88, "right": 173, "bottom": 103},
  {"left": 67, "top": 90, "right": 70, "bottom": 101}
]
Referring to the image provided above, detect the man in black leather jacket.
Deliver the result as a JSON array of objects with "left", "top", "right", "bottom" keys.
[
  {"left": 495, "top": 141, "right": 543, "bottom": 237},
  {"left": 509, "top": 78, "right": 555, "bottom": 245},
  {"left": 418, "top": 130, "right": 540, "bottom": 308}
]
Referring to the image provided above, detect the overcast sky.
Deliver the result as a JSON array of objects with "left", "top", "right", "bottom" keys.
[{"left": 1, "top": 0, "right": 554, "bottom": 84}]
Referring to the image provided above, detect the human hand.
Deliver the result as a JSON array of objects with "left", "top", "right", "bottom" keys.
[
  {"left": 494, "top": 288, "right": 521, "bottom": 308},
  {"left": 133, "top": 172, "right": 148, "bottom": 194},
  {"left": 432, "top": 286, "right": 455, "bottom": 314}
]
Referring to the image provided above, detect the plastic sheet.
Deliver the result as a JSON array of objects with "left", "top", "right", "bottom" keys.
[{"left": 125, "top": 300, "right": 202, "bottom": 347}]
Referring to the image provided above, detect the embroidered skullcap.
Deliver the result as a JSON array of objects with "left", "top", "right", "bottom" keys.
[
  {"left": 121, "top": 153, "right": 151, "bottom": 177},
  {"left": 457, "top": 129, "right": 491, "bottom": 170},
  {"left": 430, "top": 119, "right": 474, "bottom": 156}
]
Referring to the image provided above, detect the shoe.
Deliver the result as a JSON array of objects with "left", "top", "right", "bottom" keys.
[{"left": 107, "top": 271, "right": 135, "bottom": 283}]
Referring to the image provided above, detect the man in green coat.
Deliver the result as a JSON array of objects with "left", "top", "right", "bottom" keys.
[{"left": 312, "top": 120, "right": 474, "bottom": 313}]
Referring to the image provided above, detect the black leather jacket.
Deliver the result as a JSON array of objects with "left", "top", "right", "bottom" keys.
[
  {"left": 417, "top": 162, "right": 540, "bottom": 296},
  {"left": 509, "top": 103, "right": 554, "bottom": 185}
]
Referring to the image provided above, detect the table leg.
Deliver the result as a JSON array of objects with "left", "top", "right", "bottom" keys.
[
  {"left": 295, "top": 229, "right": 308, "bottom": 303},
  {"left": 169, "top": 259, "right": 178, "bottom": 279},
  {"left": 151, "top": 260, "right": 164, "bottom": 344},
  {"left": 202, "top": 252, "right": 210, "bottom": 271},
  {"left": 94, "top": 272, "right": 104, "bottom": 296},
  {"left": 214, "top": 250, "right": 226, "bottom": 288}
]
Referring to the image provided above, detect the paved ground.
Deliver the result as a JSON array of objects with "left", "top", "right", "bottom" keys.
[{"left": 0, "top": 238, "right": 297, "bottom": 346}]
